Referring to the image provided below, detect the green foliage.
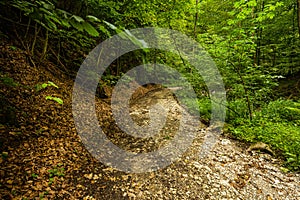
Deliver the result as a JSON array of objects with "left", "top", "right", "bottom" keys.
[
  {"left": 45, "top": 96, "right": 63, "bottom": 104},
  {"left": 101, "top": 74, "right": 120, "bottom": 86},
  {"left": 197, "top": 98, "right": 211, "bottom": 122},
  {"left": 48, "top": 164, "right": 65, "bottom": 185},
  {"left": 229, "top": 100, "right": 300, "bottom": 171},
  {"left": 8, "top": 0, "right": 104, "bottom": 37},
  {"left": 35, "top": 81, "right": 58, "bottom": 92},
  {"left": 261, "top": 100, "right": 300, "bottom": 123},
  {"left": 1, "top": 151, "right": 9, "bottom": 159},
  {"left": 35, "top": 81, "right": 63, "bottom": 104},
  {"left": 9, "top": 46, "right": 17, "bottom": 50},
  {"left": 31, "top": 173, "right": 38, "bottom": 179},
  {"left": 104, "top": 21, "right": 149, "bottom": 51},
  {"left": 0, "top": 75, "right": 19, "bottom": 87},
  {"left": 48, "top": 166, "right": 64, "bottom": 177},
  {"left": 227, "top": 99, "right": 249, "bottom": 120}
]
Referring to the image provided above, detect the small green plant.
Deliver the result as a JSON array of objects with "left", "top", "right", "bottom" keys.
[
  {"left": 0, "top": 75, "right": 19, "bottom": 87},
  {"left": 34, "top": 81, "right": 63, "bottom": 104},
  {"left": 11, "top": 190, "right": 17, "bottom": 195},
  {"left": 102, "top": 74, "right": 121, "bottom": 86},
  {"left": 48, "top": 177, "right": 54, "bottom": 185},
  {"left": 48, "top": 165, "right": 65, "bottom": 185},
  {"left": 35, "top": 81, "right": 59, "bottom": 92},
  {"left": 164, "top": 135, "right": 171, "bottom": 140},
  {"left": 45, "top": 96, "right": 63, "bottom": 104},
  {"left": 9, "top": 46, "right": 17, "bottom": 50},
  {"left": 48, "top": 166, "right": 65, "bottom": 177},
  {"left": 39, "top": 190, "right": 49, "bottom": 199},
  {"left": 39, "top": 192, "right": 44, "bottom": 199},
  {"left": 31, "top": 173, "right": 38, "bottom": 179},
  {"left": 197, "top": 97, "right": 212, "bottom": 121},
  {"left": 1, "top": 152, "right": 8, "bottom": 159}
]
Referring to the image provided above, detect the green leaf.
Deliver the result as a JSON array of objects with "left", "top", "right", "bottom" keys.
[
  {"left": 35, "top": 81, "right": 58, "bottom": 92},
  {"left": 82, "top": 22, "right": 99, "bottom": 37},
  {"left": 31, "top": 173, "right": 38, "bottom": 178},
  {"left": 286, "top": 107, "right": 300, "bottom": 113},
  {"left": 269, "top": 5, "right": 276, "bottom": 11},
  {"left": 41, "top": 83, "right": 48, "bottom": 88},
  {"left": 42, "top": 2, "right": 54, "bottom": 10},
  {"left": 86, "top": 15, "right": 100, "bottom": 22},
  {"left": 70, "top": 20, "right": 83, "bottom": 32},
  {"left": 56, "top": 8, "right": 70, "bottom": 18},
  {"left": 47, "top": 81, "right": 59, "bottom": 88},
  {"left": 48, "top": 15, "right": 61, "bottom": 25},
  {"left": 104, "top": 21, "right": 117, "bottom": 30},
  {"left": 44, "top": 16, "right": 57, "bottom": 31},
  {"left": 0, "top": 76, "right": 19, "bottom": 87},
  {"left": 39, "top": 7, "right": 52, "bottom": 16},
  {"left": 267, "top": 13, "right": 275, "bottom": 19},
  {"left": 287, "top": 157, "right": 296, "bottom": 163},
  {"left": 35, "top": 83, "right": 47, "bottom": 92},
  {"left": 60, "top": 19, "right": 71, "bottom": 28},
  {"left": 247, "top": 0, "right": 257, "bottom": 7},
  {"left": 9, "top": 46, "right": 17, "bottom": 50},
  {"left": 98, "top": 25, "right": 111, "bottom": 36},
  {"left": 276, "top": 2, "right": 284, "bottom": 7},
  {"left": 227, "top": 19, "right": 235, "bottom": 25},
  {"left": 71, "top": 15, "right": 84, "bottom": 23},
  {"left": 280, "top": 167, "right": 290, "bottom": 173},
  {"left": 45, "top": 96, "right": 63, "bottom": 104}
]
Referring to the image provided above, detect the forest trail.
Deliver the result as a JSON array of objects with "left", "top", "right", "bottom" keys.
[{"left": 1, "top": 41, "right": 300, "bottom": 199}]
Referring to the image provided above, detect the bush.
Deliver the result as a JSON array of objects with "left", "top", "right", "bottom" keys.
[
  {"left": 261, "top": 99, "right": 300, "bottom": 123},
  {"left": 229, "top": 99, "right": 300, "bottom": 171}
]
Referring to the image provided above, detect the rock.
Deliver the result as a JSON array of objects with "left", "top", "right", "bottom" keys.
[{"left": 246, "top": 142, "right": 275, "bottom": 156}]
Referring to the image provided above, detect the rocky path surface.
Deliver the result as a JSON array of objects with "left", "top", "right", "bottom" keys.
[
  {"left": 112, "top": 87, "right": 300, "bottom": 200},
  {"left": 1, "top": 41, "right": 299, "bottom": 199}
]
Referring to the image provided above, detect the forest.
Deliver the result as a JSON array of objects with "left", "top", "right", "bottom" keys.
[{"left": 1, "top": 0, "right": 300, "bottom": 199}]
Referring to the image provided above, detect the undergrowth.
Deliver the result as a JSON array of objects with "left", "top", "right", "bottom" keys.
[{"left": 227, "top": 99, "right": 300, "bottom": 171}]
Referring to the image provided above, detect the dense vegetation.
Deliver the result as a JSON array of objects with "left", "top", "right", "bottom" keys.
[{"left": 1, "top": 0, "right": 300, "bottom": 171}]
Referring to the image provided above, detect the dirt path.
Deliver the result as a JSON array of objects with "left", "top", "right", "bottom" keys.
[
  {"left": 108, "top": 86, "right": 300, "bottom": 200},
  {"left": 1, "top": 41, "right": 299, "bottom": 200}
]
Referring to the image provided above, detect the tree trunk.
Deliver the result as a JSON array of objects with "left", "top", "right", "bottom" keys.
[
  {"left": 254, "top": 1, "right": 264, "bottom": 66},
  {"left": 193, "top": 0, "right": 199, "bottom": 39},
  {"left": 297, "top": 0, "right": 300, "bottom": 35}
]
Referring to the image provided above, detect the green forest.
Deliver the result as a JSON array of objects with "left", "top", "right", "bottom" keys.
[{"left": 1, "top": 0, "right": 300, "bottom": 199}]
